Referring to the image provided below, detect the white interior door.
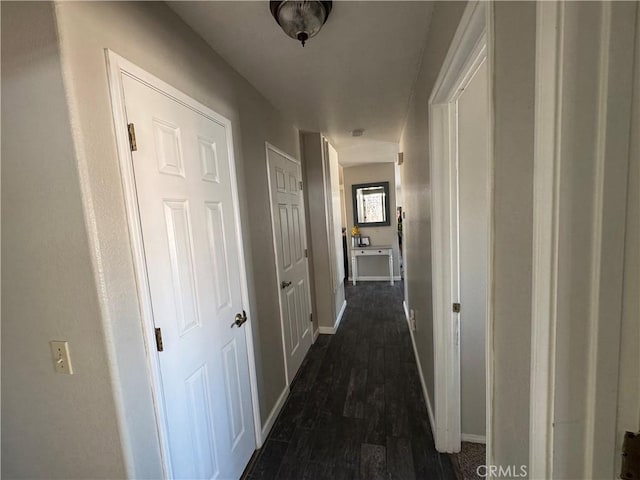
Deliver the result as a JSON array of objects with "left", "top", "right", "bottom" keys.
[
  {"left": 122, "top": 74, "right": 255, "bottom": 479},
  {"left": 266, "top": 145, "right": 313, "bottom": 384}
]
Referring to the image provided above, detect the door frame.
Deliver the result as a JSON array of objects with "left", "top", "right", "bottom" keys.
[
  {"left": 428, "top": 0, "right": 494, "bottom": 455},
  {"left": 105, "top": 50, "right": 263, "bottom": 477},
  {"left": 529, "top": 3, "right": 638, "bottom": 477},
  {"left": 264, "top": 141, "right": 313, "bottom": 387},
  {"left": 528, "top": 4, "right": 562, "bottom": 476}
]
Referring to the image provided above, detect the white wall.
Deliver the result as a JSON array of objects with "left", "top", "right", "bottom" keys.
[
  {"left": 343, "top": 163, "right": 400, "bottom": 279},
  {"left": 457, "top": 61, "right": 488, "bottom": 439},
  {"left": 338, "top": 140, "right": 399, "bottom": 166},
  {"left": 3, "top": 2, "right": 302, "bottom": 477}
]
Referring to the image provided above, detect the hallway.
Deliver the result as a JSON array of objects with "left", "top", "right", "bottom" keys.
[{"left": 246, "top": 282, "right": 455, "bottom": 479}]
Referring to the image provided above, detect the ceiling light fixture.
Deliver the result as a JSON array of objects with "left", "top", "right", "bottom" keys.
[{"left": 270, "top": 1, "right": 332, "bottom": 47}]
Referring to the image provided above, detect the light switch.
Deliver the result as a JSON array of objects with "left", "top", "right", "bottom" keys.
[{"left": 50, "top": 341, "right": 73, "bottom": 374}]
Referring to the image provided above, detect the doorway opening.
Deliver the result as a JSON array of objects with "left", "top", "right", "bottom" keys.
[{"left": 428, "top": 0, "right": 493, "bottom": 467}]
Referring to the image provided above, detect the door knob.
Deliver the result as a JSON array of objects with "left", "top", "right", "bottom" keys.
[
  {"left": 280, "top": 280, "right": 292, "bottom": 289},
  {"left": 231, "top": 310, "right": 248, "bottom": 328}
]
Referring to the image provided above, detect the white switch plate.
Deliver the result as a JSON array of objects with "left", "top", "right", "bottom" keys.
[{"left": 50, "top": 341, "right": 73, "bottom": 374}]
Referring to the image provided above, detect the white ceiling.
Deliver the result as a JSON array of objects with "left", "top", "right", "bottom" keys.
[
  {"left": 338, "top": 139, "right": 399, "bottom": 166},
  {"left": 168, "top": 1, "right": 434, "bottom": 154}
]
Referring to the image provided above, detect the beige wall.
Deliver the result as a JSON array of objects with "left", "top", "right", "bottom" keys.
[
  {"left": 491, "top": 2, "right": 536, "bottom": 469},
  {"left": 398, "top": 0, "right": 466, "bottom": 412},
  {"left": 399, "top": 2, "right": 536, "bottom": 467},
  {"left": 301, "top": 132, "right": 345, "bottom": 330},
  {"left": 3, "top": 1, "right": 301, "bottom": 477},
  {"left": 302, "top": 132, "right": 332, "bottom": 330},
  {"left": 617, "top": 5, "right": 640, "bottom": 469},
  {"left": 1, "top": 3, "right": 128, "bottom": 478},
  {"left": 344, "top": 163, "right": 400, "bottom": 278}
]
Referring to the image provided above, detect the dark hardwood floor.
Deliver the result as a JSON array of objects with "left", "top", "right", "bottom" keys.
[{"left": 246, "top": 281, "right": 455, "bottom": 480}]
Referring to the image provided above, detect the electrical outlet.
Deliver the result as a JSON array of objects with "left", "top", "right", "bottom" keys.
[
  {"left": 410, "top": 309, "right": 417, "bottom": 331},
  {"left": 50, "top": 341, "right": 73, "bottom": 374}
]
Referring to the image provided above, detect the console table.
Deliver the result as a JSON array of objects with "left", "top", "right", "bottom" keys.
[{"left": 351, "top": 246, "right": 394, "bottom": 286}]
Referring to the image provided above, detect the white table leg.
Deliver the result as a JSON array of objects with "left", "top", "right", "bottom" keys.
[
  {"left": 352, "top": 254, "right": 357, "bottom": 286},
  {"left": 389, "top": 251, "right": 394, "bottom": 285}
]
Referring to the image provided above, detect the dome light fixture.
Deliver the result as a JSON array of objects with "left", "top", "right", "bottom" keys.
[{"left": 270, "top": 1, "right": 333, "bottom": 47}]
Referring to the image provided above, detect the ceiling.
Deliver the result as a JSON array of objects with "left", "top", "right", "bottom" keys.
[{"left": 168, "top": 1, "right": 434, "bottom": 155}]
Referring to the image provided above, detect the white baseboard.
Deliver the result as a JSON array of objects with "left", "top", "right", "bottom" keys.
[
  {"left": 405, "top": 310, "right": 436, "bottom": 437},
  {"left": 335, "top": 300, "right": 347, "bottom": 329},
  {"left": 461, "top": 433, "right": 486, "bottom": 444},
  {"left": 347, "top": 275, "right": 402, "bottom": 282},
  {"left": 260, "top": 384, "right": 289, "bottom": 444},
  {"left": 312, "top": 328, "right": 319, "bottom": 343},
  {"left": 405, "top": 303, "right": 486, "bottom": 450},
  {"left": 318, "top": 300, "right": 347, "bottom": 335},
  {"left": 425, "top": 381, "right": 436, "bottom": 438}
]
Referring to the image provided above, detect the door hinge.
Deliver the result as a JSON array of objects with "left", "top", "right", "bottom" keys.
[
  {"left": 622, "top": 431, "right": 640, "bottom": 480},
  {"left": 127, "top": 123, "right": 138, "bottom": 152},
  {"left": 154, "top": 327, "right": 164, "bottom": 352},
  {"left": 304, "top": 248, "right": 308, "bottom": 258},
  {"left": 310, "top": 313, "right": 313, "bottom": 322},
  {"left": 299, "top": 180, "right": 303, "bottom": 190},
  {"left": 453, "top": 303, "right": 461, "bottom": 313}
]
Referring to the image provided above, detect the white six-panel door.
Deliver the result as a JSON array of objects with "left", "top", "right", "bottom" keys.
[
  {"left": 266, "top": 145, "right": 313, "bottom": 384},
  {"left": 121, "top": 74, "right": 255, "bottom": 479}
]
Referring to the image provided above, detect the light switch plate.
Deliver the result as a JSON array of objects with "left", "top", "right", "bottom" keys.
[{"left": 50, "top": 341, "right": 73, "bottom": 374}]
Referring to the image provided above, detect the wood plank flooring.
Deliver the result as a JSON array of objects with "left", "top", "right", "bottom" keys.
[{"left": 246, "top": 281, "right": 455, "bottom": 480}]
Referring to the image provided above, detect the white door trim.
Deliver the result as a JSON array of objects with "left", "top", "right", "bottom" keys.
[
  {"left": 485, "top": 3, "right": 495, "bottom": 466},
  {"left": 529, "top": 3, "right": 563, "bottom": 477},
  {"left": 105, "top": 50, "right": 263, "bottom": 476},
  {"left": 530, "top": 3, "right": 637, "bottom": 477},
  {"left": 428, "top": 0, "right": 492, "bottom": 455},
  {"left": 264, "top": 141, "right": 313, "bottom": 387}
]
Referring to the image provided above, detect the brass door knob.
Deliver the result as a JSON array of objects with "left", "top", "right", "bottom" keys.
[
  {"left": 280, "top": 280, "right": 292, "bottom": 289},
  {"left": 231, "top": 310, "right": 248, "bottom": 328}
]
